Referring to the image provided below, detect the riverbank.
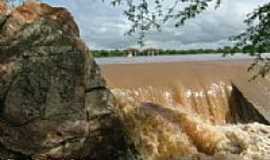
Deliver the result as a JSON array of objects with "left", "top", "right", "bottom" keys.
[{"left": 92, "top": 49, "right": 231, "bottom": 58}]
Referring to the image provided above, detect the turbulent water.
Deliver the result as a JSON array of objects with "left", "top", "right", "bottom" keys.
[{"left": 99, "top": 59, "right": 270, "bottom": 160}]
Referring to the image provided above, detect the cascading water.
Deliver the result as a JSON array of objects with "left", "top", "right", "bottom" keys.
[{"left": 101, "top": 60, "right": 270, "bottom": 160}]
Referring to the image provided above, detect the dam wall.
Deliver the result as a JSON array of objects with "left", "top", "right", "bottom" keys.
[
  {"left": 101, "top": 60, "right": 270, "bottom": 125},
  {"left": 100, "top": 60, "right": 270, "bottom": 159}
]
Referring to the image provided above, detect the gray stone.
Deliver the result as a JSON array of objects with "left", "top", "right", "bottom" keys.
[{"left": 0, "top": 2, "right": 128, "bottom": 159}]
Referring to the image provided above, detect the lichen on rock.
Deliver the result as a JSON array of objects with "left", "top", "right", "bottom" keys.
[{"left": 0, "top": 1, "right": 129, "bottom": 159}]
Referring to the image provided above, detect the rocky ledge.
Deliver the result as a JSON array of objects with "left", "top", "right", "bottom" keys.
[{"left": 0, "top": 1, "right": 130, "bottom": 159}]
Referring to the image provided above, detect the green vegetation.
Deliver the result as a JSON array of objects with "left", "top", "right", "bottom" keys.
[
  {"left": 5, "top": 0, "right": 270, "bottom": 78},
  {"left": 111, "top": 0, "right": 270, "bottom": 78},
  {"left": 92, "top": 46, "right": 247, "bottom": 58}
]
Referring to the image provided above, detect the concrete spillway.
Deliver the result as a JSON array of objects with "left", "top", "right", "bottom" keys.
[
  {"left": 100, "top": 59, "right": 270, "bottom": 159},
  {"left": 101, "top": 60, "right": 270, "bottom": 124}
]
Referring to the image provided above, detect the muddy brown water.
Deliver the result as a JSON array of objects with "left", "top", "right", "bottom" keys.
[
  {"left": 100, "top": 59, "right": 270, "bottom": 124},
  {"left": 99, "top": 59, "right": 270, "bottom": 159}
]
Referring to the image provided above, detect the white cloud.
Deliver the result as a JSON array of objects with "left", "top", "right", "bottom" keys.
[{"left": 43, "top": 0, "right": 268, "bottom": 50}]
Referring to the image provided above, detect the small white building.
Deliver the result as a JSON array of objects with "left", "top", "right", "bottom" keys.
[{"left": 126, "top": 48, "right": 139, "bottom": 57}]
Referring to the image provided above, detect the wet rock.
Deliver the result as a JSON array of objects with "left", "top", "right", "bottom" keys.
[
  {"left": 0, "top": 1, "right": 128, "bottom": 159},
  {"left": 229, "top": 84, "right": 270, "bottom": 125}
]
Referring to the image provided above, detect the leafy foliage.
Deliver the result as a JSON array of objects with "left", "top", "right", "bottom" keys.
[
  {"left": 4, "top": 0, "right": 270, "bottom": 78},
  {"left": 110, "top": 0, "right": 221, "bottom": 46},
  {"left": 232, "top": 2, "right": 270, "bottom": 79},
  {"left": 110, "top": 0, "right": 270, "bottom": 78}
]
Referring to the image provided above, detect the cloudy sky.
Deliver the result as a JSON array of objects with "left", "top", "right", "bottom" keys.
[{"left": 43, "top": 0, "right": 268, "bottom": 50}]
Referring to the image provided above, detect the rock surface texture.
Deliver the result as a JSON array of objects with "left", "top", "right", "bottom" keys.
[{"left": 0, "top": 1, "right": 128, "bottom": 159}]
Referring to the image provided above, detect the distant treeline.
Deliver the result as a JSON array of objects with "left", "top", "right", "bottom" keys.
[{"left": 92, "top": 46, "right": 266, "bottom": 58}]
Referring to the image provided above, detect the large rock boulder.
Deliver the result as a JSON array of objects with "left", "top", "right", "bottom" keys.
[{"left": 0, "top": 1, "right": 129, "bottom": 159}]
